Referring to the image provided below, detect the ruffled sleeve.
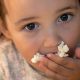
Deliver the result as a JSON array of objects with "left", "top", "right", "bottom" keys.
[
  {"left": 0, "top": 65, "right": 4, "bottom": 80},
  {"left": 0, "top": 43, "right": 11, "bottom": 80}
]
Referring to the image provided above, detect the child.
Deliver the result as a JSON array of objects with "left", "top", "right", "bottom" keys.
[{"left": 0, "top": 0, "right": 80, "bottom": 80}]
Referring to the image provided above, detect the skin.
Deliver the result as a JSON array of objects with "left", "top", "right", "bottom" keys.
[{"left": 1, "top": 0, "right": 80, "bottom": 79}]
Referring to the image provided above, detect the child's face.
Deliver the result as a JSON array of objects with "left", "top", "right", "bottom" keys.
[{"left": 4, "top": 0, "right": 80, "bottom": 70}]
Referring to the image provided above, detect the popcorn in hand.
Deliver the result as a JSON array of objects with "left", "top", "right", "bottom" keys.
[
  {"left": 57, "top": 41, "right": 69, "bottom": 57},
  {"left": 31, "top": 41, "right": 69, "bottom": 63},
  {"left": 31, "top": 53, "right": 44, "bottom": 63}
]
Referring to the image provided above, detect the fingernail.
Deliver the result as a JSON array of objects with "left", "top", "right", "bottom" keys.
[{"left": 47, "top": 54, "right": 52, "bottom": 57}]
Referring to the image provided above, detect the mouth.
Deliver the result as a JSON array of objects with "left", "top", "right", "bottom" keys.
[
  {"left": 31, "top": 41, "right": 69, "bottom": 63},
  {"left": 31, "top": 52, "right": 57, "bottom": 63},
  {"left": 39, "top": 51, "right": 57, "bottom": 56}
]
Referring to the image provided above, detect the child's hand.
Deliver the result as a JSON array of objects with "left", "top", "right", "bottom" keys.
[
  {"left": 75, "top": 46, "right": 80, "bottom": 58},
  {"left": 39, "top": 48, "right": 80, "bottom": 80}
]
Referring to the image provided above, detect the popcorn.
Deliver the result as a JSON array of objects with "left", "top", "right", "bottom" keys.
[
  {"left": 31, "top": 53, "right": 44, "bottom": 63},
  {"left": 57, "top": 41, "right": 69, "bottom": 57},
  {"left": 31, "top": 41, "right": 69, "bottom": 63}
]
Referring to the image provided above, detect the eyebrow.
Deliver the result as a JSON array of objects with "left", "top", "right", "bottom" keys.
[
  {"left": 57, "top": 5, "right": 78, "bottom": 13},
  {"left": 15, "top": 17, "right": 39, "bottom": 25},
  {"left": 15, "top": 5, "right": 77, "bottom": 25}
]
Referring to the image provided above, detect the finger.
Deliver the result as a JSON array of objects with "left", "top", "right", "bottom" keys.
[
  {"left": 41, "top": 56, "right": 73, "bottom": 77},
  {"left": 75, "top": 47, "right": 80, "bottom": 58},
  {"left": 47, "top": 53, "right": 77, "bottom": 69},
  {"left": 39, "top": 61, "right": 67, "bottom": 80}
]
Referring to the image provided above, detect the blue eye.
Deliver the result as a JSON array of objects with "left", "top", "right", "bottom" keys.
[
  {"left": 24, "top": 23, "right": 39, "bottom": 31},
  {"left": 57, "top": 13, "right": 73, "bottom": 23}
]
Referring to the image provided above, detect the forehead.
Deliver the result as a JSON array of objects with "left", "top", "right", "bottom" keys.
[
  {"left": 5, "top": 0, "right": 77, "bottom": 11},
  {"left": 4, "top": 0, "right": 78, "bottom": 21}
]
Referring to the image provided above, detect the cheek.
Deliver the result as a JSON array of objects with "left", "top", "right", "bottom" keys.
[
  {"left": 65, "top": 34, "right": 79, "bottom": 47},
  {"left": 9, "top": 31, "right": 47, "bottom": 72},
  {"left": 58, "top": 25, "right": 80, "bottom": 48},
  {"left": 11, "top": 34, "right": 40, "bottom": 61}
]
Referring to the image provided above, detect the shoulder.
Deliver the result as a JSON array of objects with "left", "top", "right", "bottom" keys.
[
  {"left": 0, "top": 39, "right": 14, "bottom": 80},
  {"left": 0, "top": 50, "right": 10, "bottom": 80}
]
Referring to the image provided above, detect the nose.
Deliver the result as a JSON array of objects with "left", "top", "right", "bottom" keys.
[{"left": 41, "top": 30, "right": 60, "bottom": 52}]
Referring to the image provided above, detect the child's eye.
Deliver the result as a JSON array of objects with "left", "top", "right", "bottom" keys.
[
  {"left": 57, "top": 13, "right": 73, "bottom": 23},
  {"left": 24, "top": 23, "right": 39, "bottom": 31}
]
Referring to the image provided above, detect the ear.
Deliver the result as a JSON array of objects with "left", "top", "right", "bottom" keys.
[{"left": 0, "top": 18, "right": 12, "bottom": 40}]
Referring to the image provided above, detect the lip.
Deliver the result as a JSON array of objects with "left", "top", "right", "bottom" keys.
[{"left": 39, "top": 52, "right": 57, "bottom": 55}]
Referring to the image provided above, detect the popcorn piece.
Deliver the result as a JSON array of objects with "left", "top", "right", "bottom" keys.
[
  {"left": 57, "top": 41, "right": 69, "bottom": 57},
  {"left": 31, "top": 53, "right": 44, "bottom": 63},
  {"left": 31, "top": 41, "right": 69, "bottom": 63}
]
